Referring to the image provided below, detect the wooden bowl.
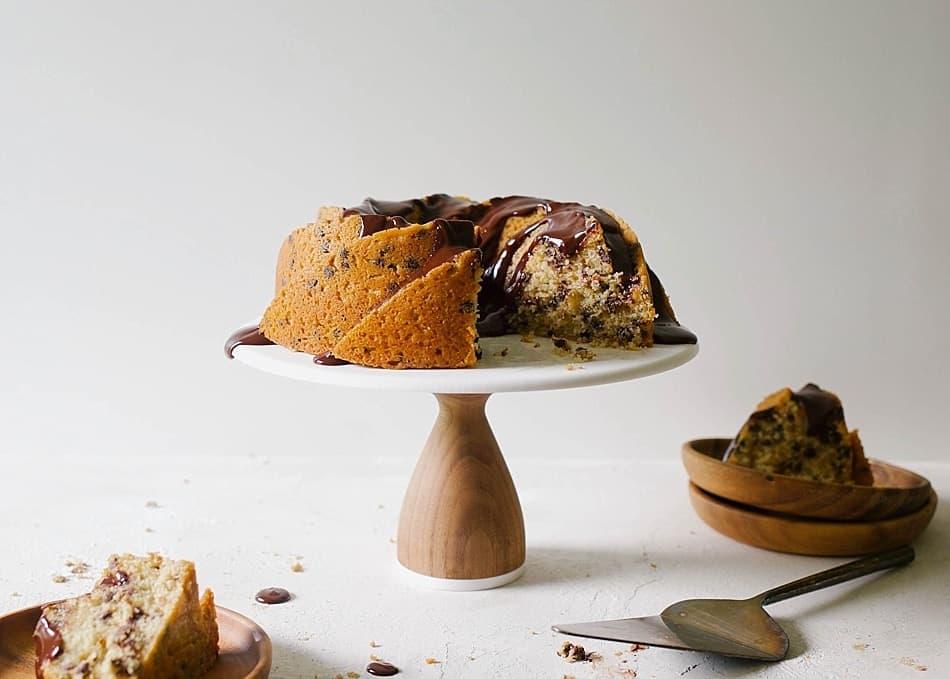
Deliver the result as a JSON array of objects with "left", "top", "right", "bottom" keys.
[
  {"left": 688, "top": 482, "right": 938, "bottom": 556},
  {"left": 682, "top": 438, "right": 932, "bottom": 521},
  {"left": 0, "top": 604, "right": 271, "bottom": 678}
]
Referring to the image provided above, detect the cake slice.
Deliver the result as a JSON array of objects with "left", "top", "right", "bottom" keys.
[
  {"left": 723, "top": 383, "right": 873, "bottom": 485},
  {"left": 35, "top": 553, "right": 218, "bottom": 678},
  {"left": 331, "top": 248, "right": 482, "bottom": 368}
]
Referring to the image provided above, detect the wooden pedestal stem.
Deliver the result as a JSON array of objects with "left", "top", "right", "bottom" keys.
[{"left": 397, "top": 394, "right": 526, "bottom": 580}]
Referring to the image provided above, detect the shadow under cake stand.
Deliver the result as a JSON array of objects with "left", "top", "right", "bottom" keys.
[{"left": 231, "top": 334, "right": 698, "bottom": 590}]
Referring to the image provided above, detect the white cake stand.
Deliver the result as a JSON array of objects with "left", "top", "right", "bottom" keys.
[{"left": 230, "top": 332, "right": 698, "bottom": 590}]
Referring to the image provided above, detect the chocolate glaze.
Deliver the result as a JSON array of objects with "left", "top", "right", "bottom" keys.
[
  {"left": 34, "top": 613, "right": 63, "bottom": 672},
  {"left": 366, "top": 661, "right": 400, "bottom": 676},
  {"left": 225, "top": 324, "right": 274, "bottom": 358},
  {"left": 255, "top": 587, "right": 291, "bottom": 604},
  {"left": 313, "top": 351, "right": 350, "bottom": 366},
  {"left": 791, "top": 383, "right": 844, "bottom": 440},
  {"left": 647, "top": 268, "right": 698, "bottom": 344}
]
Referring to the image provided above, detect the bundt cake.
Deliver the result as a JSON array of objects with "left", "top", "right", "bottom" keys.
[
  {"left": 34, "top": 553, "right": 218, "bottom": 678},
  {"left": 723, "top": 383, "right": 873, "bottom": 485},
  {"left": 233, "top": 194, "right": 695, "bottom": 369}
]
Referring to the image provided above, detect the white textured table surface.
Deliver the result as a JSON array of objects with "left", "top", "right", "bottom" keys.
[{"left": 1, "top": 456, "right": 946, "bottom": 679}]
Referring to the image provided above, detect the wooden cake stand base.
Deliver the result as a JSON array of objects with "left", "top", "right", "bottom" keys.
[{"left": 230, "top": 332, "right": 697, "bottom": 590}]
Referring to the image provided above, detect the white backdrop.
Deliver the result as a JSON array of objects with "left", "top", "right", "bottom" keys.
[{"left": 2, "top": 1, "right": 948, "bottom": 464}]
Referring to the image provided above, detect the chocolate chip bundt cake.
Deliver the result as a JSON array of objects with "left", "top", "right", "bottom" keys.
[
  {"left": 35, "top": 553, "right": 218, "bottom": 678},
  {"left": 241, "top": 194, "right": 695, "bottom": 369},
  {"left": 724, "top": 383, "right": 873, "bottom": 485}
]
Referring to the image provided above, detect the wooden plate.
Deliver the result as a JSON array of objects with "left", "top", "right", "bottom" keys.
[
  {"left": 0, "top": 604, "right": 271, "bottom": 678},
  {"left": 688, "top": 482, "right": 938, "bottom": 556},
  {"left": 682, "top": 438, "right": 932, "bottom": 521}
]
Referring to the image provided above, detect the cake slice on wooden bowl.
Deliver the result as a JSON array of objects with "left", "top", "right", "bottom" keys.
[{"left": 35, "top": 553, "right": 218, "bottom": 678}]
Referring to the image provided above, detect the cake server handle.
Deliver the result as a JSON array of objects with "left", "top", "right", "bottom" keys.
[{"left": 755, "top": 545, "right": 915, "bottom": 606}]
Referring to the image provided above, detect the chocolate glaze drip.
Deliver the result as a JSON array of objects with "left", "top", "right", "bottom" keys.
[
  {"left": 225, "top": 324, "right": 274, "bottom": 358},
  {"left": 255, "top": 587, "right": 291, "bottom": 604},
  {"left": 366, "top": 661, "right": 400, "bottom": 676},
  {"left": 647, "top": 268, "right": 698, "bottom": 344},
  {"left": 34, "top": 613, "right": 63, "bottom": 672},
  {"left": 791, "top": 383, "right": 844, "bottom": 440},
  {"left": 313, "top": 351, "right": 349, "bottom": 366},
  {"left": 345, "top": 194, "right": 480, "bottom": 238}
]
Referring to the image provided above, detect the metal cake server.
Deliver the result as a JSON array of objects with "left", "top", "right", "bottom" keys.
[{"left": 552, "top": 545, "right": 914, "bottom": 661}]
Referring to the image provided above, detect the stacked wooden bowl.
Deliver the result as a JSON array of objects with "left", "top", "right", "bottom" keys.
[{"left": 682, "top": 439, "right": 937, "bottom": 556}]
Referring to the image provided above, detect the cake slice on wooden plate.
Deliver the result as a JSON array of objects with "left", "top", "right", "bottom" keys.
[{"left": 35, "top": 553, "right": 218, "bottom": 678}]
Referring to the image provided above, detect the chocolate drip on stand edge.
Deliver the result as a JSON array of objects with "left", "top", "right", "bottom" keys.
[
  {"left": 34, "top": 614, "right": 64, "bottom": 672},
  {"left": 313, "top": 351, "right": 349, "bottom": 366},
  {"left": 225, "top": 324, "right": 274, "bottom": 358},
  {"left": 647, "top": 268, "right": 697, "bottom": 345}
]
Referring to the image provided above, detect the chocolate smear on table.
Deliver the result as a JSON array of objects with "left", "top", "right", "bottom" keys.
[
  {"left": 255, "top": 587, "right": 291, "bottom": 604},
  {"left": 366, "top": 661, "right": 400, "bottom": 676}
]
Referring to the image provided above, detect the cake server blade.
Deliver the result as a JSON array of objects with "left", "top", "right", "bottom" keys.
[
  {"left": 552, "top": 615, "right": 693, "bottom": 652},
  {"left": 553, "top": 546, "right": 914, "bottom": 661},
  {"left": 552, "top": 615, "right": 781, "bottom": 659}
]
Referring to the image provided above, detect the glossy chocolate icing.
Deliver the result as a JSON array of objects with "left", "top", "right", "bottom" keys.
[
  {"left": 255, "top": 587, "right": 291, "bottom": 604},
  {"left": 34, "top": 613, "right": 63, "bottom": 672},
  {"left": 366, "top": 661, "right": 400, "bottom": 676},
  {"left": 791, "top": 383, "right": 845, "bottom": 440},
  {"left": 345, "top": 194, "right": 695, "bottom": 344},
  {"left": 225, "top": 324, "right": 274, "bottom": 358}
]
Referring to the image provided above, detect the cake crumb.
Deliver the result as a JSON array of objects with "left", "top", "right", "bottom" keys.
[
  {"left": 425, "top": 657, "right": 439, "bottom": 664},
  {"left": 853, "top": 643, "right": 868, "bottom": 651},
  {"left": 52, "top": 575, "right": 67, "bottom": 583},
  {"left": 557, "top": 641, "right": 592, "bottom": 663},
  {"left": 65, "top": 560, "right": 90, "bottom": 575},
  {"left": 573, "top": 346, "right": 596, "bottom": 361},
  {"left": 347, "top": 672, "right": 360, "bottom": 678},
  {"left": 552, "top": 337, "right": 572, "bottom": 356},
  {"left": 520, "top": 335, "right": 535, "bottom": 343},
  {"left": 145, "top": 500, "right": 160, "bottom": 508},
  {"left": 144, "top": 527, "right": 154, "bottom": 533},
  {"left": 290, "top": 560, "right": 304, "bottom": 573},
  {"left": 629, "top": 643, "right": 649, "bottom": 652},
  {"left": 369, "top": 641, "right": 380, "bottom": 648},
  {"left": 899, "top": 657, "right": 927, "bottom": 671},
  {"left": 370, "top": 654, "right": 380, "bottom": 662},
  {"left": 11, "top": 591, "right": 20, "bottom": 597}
]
